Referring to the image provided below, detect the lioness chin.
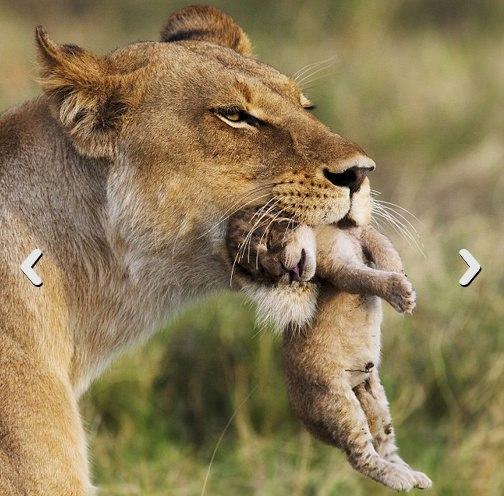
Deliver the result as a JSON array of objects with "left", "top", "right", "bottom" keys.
[{"left": 0, "top": 5, "right": 374, "bottom": 494}]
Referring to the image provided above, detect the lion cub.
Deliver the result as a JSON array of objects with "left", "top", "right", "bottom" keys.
[{"left": 226, "top": 209, "right": 432, "bottom": 491}]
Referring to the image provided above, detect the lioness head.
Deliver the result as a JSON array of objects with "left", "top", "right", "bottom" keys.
[{"left": 35, "top": 5, "right": 374, "bottom": 324}]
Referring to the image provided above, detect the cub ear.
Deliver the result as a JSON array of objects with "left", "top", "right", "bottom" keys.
[
  {"left": 35, "top": 26, "right": 138, "bottom": 159},
  {"left": 160, "top": 5, "right": 252, "bottom": 56}
]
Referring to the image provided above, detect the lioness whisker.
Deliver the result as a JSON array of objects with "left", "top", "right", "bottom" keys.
[
  {"left": 372, "top": 206, "right": 408, "bottom": 236},
  {"left": 199, "top": 188, "right": 273, "bottom": 240},
  {"left": 373, "top": 202, "right": 420, "bottom": 236},
  {"left": 374, "top": 205, "right": 420, "bottom": 248},
  {"left": 373, "top": 205, "right": 425, "bottom": 256},
  {"left": 371, "top": 194, "right": 425, "bottom": 253},
  {"left": 294, "top": 58, "right": 336, "bottom": 86},
  {"left": 234, "top": 199, "right": 278, "bottom": 267},
  {"left": 229, "top": 199, "right": 280, "bottom": 287},
  {"left": 254, "top": 207, "right": 289, "bottom": 270},
  {"left": 241, "top": 215, "right": 275, "bottom": 265},
  {"left": 372, "top": 205, "right": 414, "bottom": 241},
  {"left": 292, "top": 56, "right": 336, "bottom": 82},
  {"left": 298, "top": 71, "right": 334, "bottom": 90},
  {"left": 373, "top": 199, "right": 423, "bottom": 224},
  {"left": 242, "top": 200, "right": 281, "bottom": 264},
  {"left": 208, "top": 177, "right": 302, "bottom": 237},
  {"left": 370, "top": 216, "right": 384, "bottom": 232},
  {"left": 372, "top": 209, "right": 411, "bottom": 246},
  {"left": 215, "top": 184, "right": 273, "bottom": 218},
  {"left": 282, "top": 207, "right": 300, "bottom": 244},
  {"left": 372, "top": 207, "right": 425, "bottom": 256},
  {"left": 249, "top": 196, "right": 278, "bottom": 224},
  {"left": 229, "top": 211, "right": 278, "bottom": 287},
  {"left": 292, "top": 59, "right": 327, "bottom": 80},
  {"left": 296, "top": 62, "right": 336, "bottom": 87},
  {"left": 229, "top": 247, "right": 243, "bottom": 287},
  {"left": 300, "top": 81, "right": 326, "bottom": 92}
]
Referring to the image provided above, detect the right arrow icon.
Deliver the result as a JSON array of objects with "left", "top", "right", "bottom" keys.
[{"left": 459, "top": 249, "right": 481, "bottom": 287}]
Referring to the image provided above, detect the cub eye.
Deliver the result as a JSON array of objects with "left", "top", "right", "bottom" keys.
[{"left": 213, "top": 107, "right": 264, "bottom": 129}]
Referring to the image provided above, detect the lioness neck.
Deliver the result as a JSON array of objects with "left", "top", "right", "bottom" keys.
[{"left": 0, "top": 97, "right": 228, "bottom": 396}]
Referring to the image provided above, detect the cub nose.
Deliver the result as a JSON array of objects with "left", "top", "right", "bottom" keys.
[{"left": 323, "top": 157, "right": 375, "bottom": 193}]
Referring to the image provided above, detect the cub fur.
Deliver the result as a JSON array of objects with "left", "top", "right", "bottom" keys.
[{"left": 226, "top": 211, "right": 432, "bottom": 491}]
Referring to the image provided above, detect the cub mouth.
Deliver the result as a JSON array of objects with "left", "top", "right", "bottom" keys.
[
  {"left": 235, "top": 247, "right": 308, "bottom": 286},
  {"left": 286, "top": 248, "right": 306, "bottom": 282}
]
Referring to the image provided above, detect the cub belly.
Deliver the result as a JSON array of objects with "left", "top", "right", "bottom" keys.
[{"left": 284, "top": 286, "right": 383, "bottom": 390}]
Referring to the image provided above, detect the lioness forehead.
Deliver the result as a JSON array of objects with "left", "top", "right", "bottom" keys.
[{"left": 107, "top": 41, "right": 301, "bottom": 105}]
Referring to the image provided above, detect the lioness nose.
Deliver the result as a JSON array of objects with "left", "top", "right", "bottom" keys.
[{"left": 323, "top": 157, "right": 375, "bottom": 193}]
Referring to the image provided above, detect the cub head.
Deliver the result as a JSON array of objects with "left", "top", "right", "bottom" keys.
[{"left": 35, "top": 5, "right": 375, "bottom": 324}]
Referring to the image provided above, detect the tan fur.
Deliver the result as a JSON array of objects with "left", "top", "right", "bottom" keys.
[
  {"left": 226, "top": 200, "right": 432, "bottom": 490},
  {"left": 0, "top": 6, "right": 375, "bottom": 494},
  {"left": 160, "top": 5, "right": 253, "bottom": 56},
  {"left": 283, "top": 226, "right": 431, "bottom": 491}
]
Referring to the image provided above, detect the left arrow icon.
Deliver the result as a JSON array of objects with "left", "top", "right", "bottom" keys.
[{"left": 21, "top": 249, "right": 43, "bottom": 287}]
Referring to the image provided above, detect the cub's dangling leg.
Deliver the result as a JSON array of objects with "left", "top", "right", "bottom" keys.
[{"left": 353, "top": 372, "right": 432, "bottom": 489}]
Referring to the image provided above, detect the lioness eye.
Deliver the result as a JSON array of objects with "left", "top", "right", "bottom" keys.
[
  {"left": 226, "top": 112, "right": 241, "bottom": 122},
  {"left": 213, "top": 107, "right": 264, "bottom": 128}
]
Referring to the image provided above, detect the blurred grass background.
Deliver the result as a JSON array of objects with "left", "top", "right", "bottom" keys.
[{"left": 1, "top": 0, "right": 503, "bottom": 494}]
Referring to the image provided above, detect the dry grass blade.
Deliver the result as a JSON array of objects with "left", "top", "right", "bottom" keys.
[{"left": 200, "top": 385, "right": 258, "bottom": 496}]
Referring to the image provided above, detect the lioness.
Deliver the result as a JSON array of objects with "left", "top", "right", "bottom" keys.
[{"left": 2, "top": 5, "right": 376, "bottom": 494}]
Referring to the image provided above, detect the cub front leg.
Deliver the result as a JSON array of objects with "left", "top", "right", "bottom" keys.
[
  {"left": 359, "top": 225, "right": 405, "bottom": 274},
  {"left": 318, "top": 263, "right": 416, "bottom": 313},
  {"left": 316, "top": 225, "right": 415, "bottom": 312}
]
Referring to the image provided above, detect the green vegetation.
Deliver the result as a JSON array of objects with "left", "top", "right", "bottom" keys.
[{"left": 1, "top": 1, "right": 503, "bottom": 494}]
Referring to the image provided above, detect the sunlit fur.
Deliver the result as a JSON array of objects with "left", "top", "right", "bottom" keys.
[{"left": 283, "top": 224, "right": 431, "bottom": 491}]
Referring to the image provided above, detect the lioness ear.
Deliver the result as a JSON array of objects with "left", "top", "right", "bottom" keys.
[
  {"left": 35, "top": 26, "right": 137, "bottom": 159},
  {"left": 160, "top": 6, "right": 252, "bottom": 56}
]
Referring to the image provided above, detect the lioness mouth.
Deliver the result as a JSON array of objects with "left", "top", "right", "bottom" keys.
[
  {"left": 337, "top": 213, "right": 357, "bottom": 229},
  {"left": 336, "top": 200, "right": 357, "bottom": 229}
]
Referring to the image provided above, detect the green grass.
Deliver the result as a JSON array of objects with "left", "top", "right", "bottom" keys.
[{"left": 1, "top": 1, "right": 504, "bottom": 494}]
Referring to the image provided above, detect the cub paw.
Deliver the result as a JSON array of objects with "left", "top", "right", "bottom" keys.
[
  {"left": 410, "top": 470, "right": 432, "bottom": 490},
  {"left": 379, "top": 462, "right": 417, "bottom": 491},
  {"left": 384, "top": 273, "right": 416, "bottom": 314},
  {"left": 387, "top": 456, "right": 433, "bottom": 490}
]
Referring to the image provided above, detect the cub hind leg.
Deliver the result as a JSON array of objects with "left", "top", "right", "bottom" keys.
[
  {"left": 288, "top": 375, "right": 420, "bottom": 492},
  {"left": 354, "top": 372, "right": 432, "bottom": 489}
]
